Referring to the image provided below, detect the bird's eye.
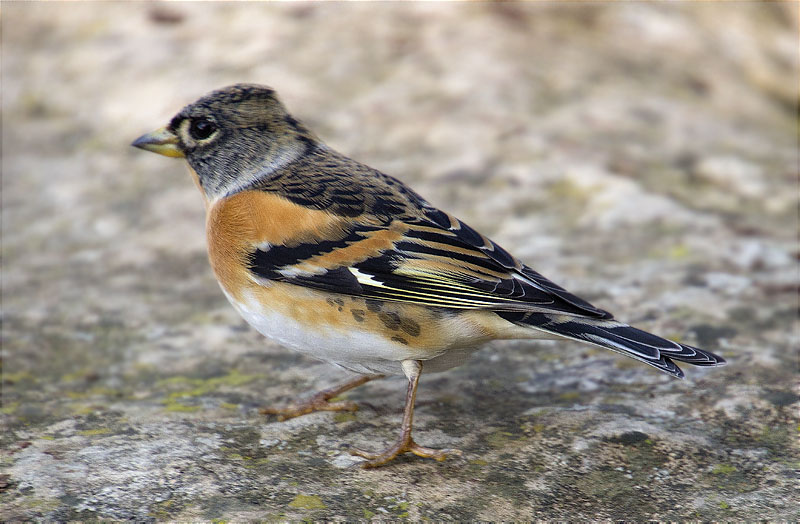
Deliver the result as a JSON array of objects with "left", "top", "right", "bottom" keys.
[{"left": 189, "top": 118, "right": 217, "bottom": 140}]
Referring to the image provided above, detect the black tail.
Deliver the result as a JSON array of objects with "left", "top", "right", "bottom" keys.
[{"left": 498, "top": 311, "right": 726, "bottom": 378}]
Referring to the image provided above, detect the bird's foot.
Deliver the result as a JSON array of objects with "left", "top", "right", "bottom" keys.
[
  {"left": 260, "top": 394, "right": 359, "bottom": 421},
  {"left": 349, "top": 436, "right": 461, "bottom": 468},
  {"left": 260, "top": 374, "right": 379, "bottom": 421}
]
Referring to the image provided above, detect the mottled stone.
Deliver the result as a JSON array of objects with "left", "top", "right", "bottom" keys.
[{"left": 2, "top": 2, "right": 798, "bottom": 521}]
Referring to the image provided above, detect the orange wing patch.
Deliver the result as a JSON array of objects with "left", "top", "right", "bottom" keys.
[
  {"left": 293, "top": 224, "right": 408, "bottom": 274},
  {"left": 206, "top": 190, "right": 348, "bottom": 299}
]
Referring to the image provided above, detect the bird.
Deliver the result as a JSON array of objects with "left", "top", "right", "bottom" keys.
[{"left": 132, "top": 84, "right": 726, "bottom": 468}]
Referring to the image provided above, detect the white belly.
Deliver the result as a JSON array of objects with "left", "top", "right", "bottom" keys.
[{"left": 224, "top": 288, "right": 426, "bottom": 375}]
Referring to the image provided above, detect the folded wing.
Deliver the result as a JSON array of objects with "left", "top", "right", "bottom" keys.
[{"left": 246, "top": 206, "right": 612, "bottom": 319}]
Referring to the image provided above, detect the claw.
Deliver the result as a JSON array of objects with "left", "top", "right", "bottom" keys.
[{"left": 350, "top": 438, "right": 460, "bottom": 468}]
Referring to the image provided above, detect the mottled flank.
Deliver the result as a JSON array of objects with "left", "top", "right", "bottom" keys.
[
  {"left": 365, "top": 299, "right": 383, "bottom": 313},
  {"left": 2, "top": 2, "right": 798, "bottom": 521},
  {"left": 400, "top": 318, "right": 421, "bottom": 337},
  {"left": 378, "top": 312, "right": 401, "bottom": 331}
]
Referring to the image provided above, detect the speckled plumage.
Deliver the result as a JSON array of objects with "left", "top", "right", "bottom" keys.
[{"left": 132, "top": 84, "right": 725, "bottom": 467}]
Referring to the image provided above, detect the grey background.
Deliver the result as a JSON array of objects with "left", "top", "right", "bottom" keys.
[{"left": 2, "top": 3, "right": 798, "bottom": 520}]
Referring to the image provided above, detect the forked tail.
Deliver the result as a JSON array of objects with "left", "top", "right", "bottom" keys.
[{"left": 497, "top": 311, "right": 726, "bottom": 378}]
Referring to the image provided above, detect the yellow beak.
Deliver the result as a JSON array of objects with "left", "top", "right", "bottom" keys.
[{"left": 131, "top": 126, "right": 185, "bottom": 158}]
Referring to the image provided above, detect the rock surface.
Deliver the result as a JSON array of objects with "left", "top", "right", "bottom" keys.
[{"left": 2, "top": 3, "right": 798, "bottom": 521}]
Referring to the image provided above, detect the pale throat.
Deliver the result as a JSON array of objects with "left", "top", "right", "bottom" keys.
[{"left": 203, "top": 141, "right": 315, "bottom": 205}]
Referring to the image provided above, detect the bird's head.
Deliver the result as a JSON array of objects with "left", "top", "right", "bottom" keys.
[{"left": 132, "top": 84, "right": 319, "bottom": 202}]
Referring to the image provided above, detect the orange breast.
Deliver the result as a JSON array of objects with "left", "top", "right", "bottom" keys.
[{"left": 205, "top": 190, "right": 348, "bottom": 301}]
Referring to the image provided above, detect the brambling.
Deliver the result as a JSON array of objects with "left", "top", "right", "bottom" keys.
[{"left": 132, "top": 84, "right": 726, "bottom": 468}]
